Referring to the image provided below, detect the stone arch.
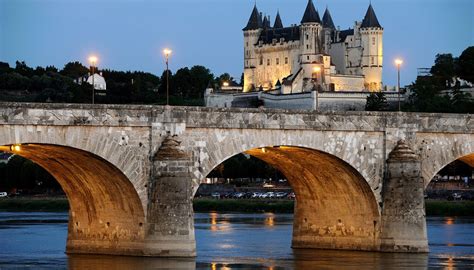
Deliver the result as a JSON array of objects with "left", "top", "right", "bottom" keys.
[
  {"left": 196, "top": 143, "right": 381, "bottom": 251},
  {"left": 416, "top": 134, "right": 474, "bottom": 187},
  {"left": 0, "top": 125, "right": 149, "bottom": 211},
  {"left": 0, "top": 143, "right": 146, "bottom": 256},
  {"left": 192, "top": 128, "right": 384, "bottom": 204}
]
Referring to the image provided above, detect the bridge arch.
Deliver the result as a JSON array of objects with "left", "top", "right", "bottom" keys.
[
  {"left": 0, "top": 143, "right": 146, "bottom": 256},
  {"left": 198, "top": 145, "right": 381, "bottom": 251},
  {"left": 417, "top": 134, "right": 474, "bottom": 187}
]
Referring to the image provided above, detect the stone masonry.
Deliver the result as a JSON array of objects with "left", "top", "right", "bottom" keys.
[{"left": 0, "top": 102, "right": 472, "bottom": 256}]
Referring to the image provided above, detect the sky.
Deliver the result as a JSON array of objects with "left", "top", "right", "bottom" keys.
[{"left": 0, "top": 0, "right": 473, "bottom": 87}]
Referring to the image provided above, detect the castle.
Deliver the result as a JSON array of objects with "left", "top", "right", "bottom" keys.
[{"left": 243, "top": 0, "right": 384, "bottom": 93}]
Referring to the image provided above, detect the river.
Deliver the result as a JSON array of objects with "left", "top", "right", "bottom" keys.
[{"left": 0, "top": 212, "right": 473, "bottom": 269}]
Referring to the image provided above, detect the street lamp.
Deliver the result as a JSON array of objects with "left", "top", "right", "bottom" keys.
[
  {"left": 313, "top": 66, "right": 321, "bottom": 111},
  {"left": 163, "top": 48, "right": 172, "bottom": 106},
  {"left": 395, "top": 58, "right": 403, "bottom": 111},
  {"left": 88, "top": 55, "right": 98, "bottom": 104}
]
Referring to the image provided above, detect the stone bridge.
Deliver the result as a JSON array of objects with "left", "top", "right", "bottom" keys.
[{"left": 0, "top": 102, "right": 472, "bottom": 257}]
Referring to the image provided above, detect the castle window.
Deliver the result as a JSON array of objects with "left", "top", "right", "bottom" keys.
[
  {"left": 246, "top": 42, "right": 248, "bottom": 47},
  {"left": 267, "top": 59, "right": 271, "bottom": 66},
  {"left": 285, "top": 57, "right": 288, "bottom": 64},
  {"left": 372, "top": 37, "right": 375, "bottom": 45},
  {"left": 246, "top": 61, "right": 248, "bottom": 66},
  {"left": 371, "top": 57, "right": 374, "bottom": 65},
  {"left": 306, "top": 34, "right": 309, "bottom": 40},
  {"left": 307, "top": 56, "right": 310, "bottom": 61},
  {"left": 276, "top": 58, "right": 280, "bottom": 65},
  {"left": 306, "top": 44, "right": 309, "bottom": 50},
  {"left": 259, "top": 57, "right": 263, "bottom": 65}
]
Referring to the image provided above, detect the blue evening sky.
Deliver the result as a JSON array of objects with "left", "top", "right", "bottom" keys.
[{"left": 1, "top": 0, "right": 473, "bottom": 86}]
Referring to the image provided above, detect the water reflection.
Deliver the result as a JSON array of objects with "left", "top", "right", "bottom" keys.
[
  {"left": 1, "top": 213, "right": 473, "bottom": 269},
  {"left": 68, "top": 254, "right": 196, "bottom": 270}
]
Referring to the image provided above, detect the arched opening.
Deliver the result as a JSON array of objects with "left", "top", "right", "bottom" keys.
[
  {"left": 0, "top": 143, "right": 145, "bottom": 256},
  {"left": 195, "top": 145, "right": 380, "bottom": 252}
]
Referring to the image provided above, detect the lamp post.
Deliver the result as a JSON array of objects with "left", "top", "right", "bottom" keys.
[
  {"left": 89, "top": 56, "right": 98, "bottom": 104},
  {"left": 313, "top": 66, "right": 321, "bottom": 111},
  {"left": 395, "top": 59, "right": 403, "bottom": 111},
  {"left": 163, "top": 48, "right": 172, "bottom": 106}
]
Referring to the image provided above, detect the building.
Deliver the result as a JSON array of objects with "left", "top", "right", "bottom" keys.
[
  {"left": 86, "top": 72, "right": 107, "bottom": 91},
  {"left": 243, "top": 0, "right": 383, "bottom": 93}
]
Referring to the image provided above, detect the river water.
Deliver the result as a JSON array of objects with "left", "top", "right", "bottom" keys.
[{"left": 0, "top": 212, "right": 473, "bottom": 269}]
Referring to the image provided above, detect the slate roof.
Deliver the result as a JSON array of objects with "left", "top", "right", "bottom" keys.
[
  {"left": 322, "top": 8, "right": 335, "bottom": 29},
  {"left": 301, "top": 0, "right": 321, "bottom": 24},
  {"left": 257, "top": 26, "right": 301, "bottom": 45},
  {"left": 361, "top": 4, "right": 382, "bottom": 28},
  {"left": 336, "top": 29, "right": 354, "bottom": 43},
  {"left": 274, "top": 11, "right": 283, "bottom": 28},
  {"left": 243, "top": 5, "right": 262, "bottom": 30}
]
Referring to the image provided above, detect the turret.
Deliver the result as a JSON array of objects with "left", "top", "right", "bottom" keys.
[
  {"left": 360, "top": 4, "right": 383, "bottom": 91},
  {"left": 274, "top": 11, "right": 283, "bottom": 28},
  {"left": 243, "top": 4, "right": 263, "bottom": 92},
  {"left": 322, "top": 7, "right": 335, "bottom": 53},
  {"left": 300, "top": 0, "right": 323, "bottom": 62}
]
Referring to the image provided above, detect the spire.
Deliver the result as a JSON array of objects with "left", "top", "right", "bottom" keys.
[
  {"left": 262, "top": 15, "right": 270, "bottom": 29},
  {"left": 322, "top": 7, "right": 335, "bottom": 29},
  {"left": 243, "top": 4, "right": 262, "bottom": 30},
  {"left": 361, "top": 4, "right": 382, "bottom": 28},
  {"left": 301, "top": 0, "right": 321, "bottom": 24},
  {"left": 274, "top": 11, "right": 283, "bottom": 28}
]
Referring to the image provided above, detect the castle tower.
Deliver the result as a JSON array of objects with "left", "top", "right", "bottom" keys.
[
  {"left": 300, "top": 0, "right": 323, "bottom": 59},
  {"left": 360, "top": 4, "right": 383, "bottom": 91},
  {"left": 243, "top": 4, "right": 263, "bottom": 92},
  {"left": 322, "top": 7, "right": 336, "bottom": 54}
]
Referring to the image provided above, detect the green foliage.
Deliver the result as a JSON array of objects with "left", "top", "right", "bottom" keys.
[
  {"left": 425, "top": 200, "right": 474, "bottom": 216},
  {"left": 457, "top": 46, "right": 474, "bottom": 84},
  {"left": 430, "top": 53, "right": 457, "bottom": 88},
  {"left": 0, "top": 60, "right": 221, "bottom": 106},
  {"left": 0, "top": 154, "right": 59, "bottom": 191},
  {"left": 207, "top": 154, "right": 283, "bottom": 180},
  {"left": 365, "top": 92, "right": 388, "bottom": 111}
]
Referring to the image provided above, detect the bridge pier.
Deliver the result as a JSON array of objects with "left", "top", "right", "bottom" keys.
[
  {"left": 379, "top": 140, "right": 428, "bottom": 252},
  {"left": 145, "top": 136, "right": 196, "bottom": 257}
]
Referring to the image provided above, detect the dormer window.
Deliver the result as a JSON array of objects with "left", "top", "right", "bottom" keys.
[
  {"left": 280, "top": 38, "right": 285, "bottom": 44},
  {"left": 272, "top": 38, "right": 277, "bottom": 45},
  {"left": 259, "top": 40, "right": 263, "bottom": 46}
]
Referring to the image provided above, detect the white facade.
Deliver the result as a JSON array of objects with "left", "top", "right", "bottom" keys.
[
  {"left": 87, "top": 73, "right": 107, "bottom": 90},
  {"left": 243, "top": 1, "right": 383, "bottom": 93}
]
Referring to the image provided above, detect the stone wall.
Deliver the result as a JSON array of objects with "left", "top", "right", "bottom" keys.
[{"left": 0, "top": 102, "right": 473, "bottom": 256}]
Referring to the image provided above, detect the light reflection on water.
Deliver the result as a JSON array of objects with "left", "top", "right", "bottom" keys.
[{"left": 0, "top": 212, "right": 473, "bottom": 269}]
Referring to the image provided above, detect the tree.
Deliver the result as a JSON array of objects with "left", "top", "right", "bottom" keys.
[
  {"left": 430, "top": 54, "right": 457, "bottom": 88},
  {"left": 365, "top": 92, "right": 388, "bottom": 111},
  {"left": 405, "top": 76, "right": 452, "bottom": 112},
  {"left": 457, "top": 46, "right": 474, "bottom": 84},
  {"left": 61, "top": 61, "right": 89, "bottom": 79},
  {"left": 15, "top": 61, "right": 35, "bottom": 77}
]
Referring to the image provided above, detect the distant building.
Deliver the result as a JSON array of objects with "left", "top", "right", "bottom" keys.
[
  {"left": 243, "top": 0, "right": 384, "bottom": 93},
  {"left": 86, "top": 72, "right": 107, "bottom": 91}
]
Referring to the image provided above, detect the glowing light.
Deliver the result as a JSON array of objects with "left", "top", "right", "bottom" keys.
[
  {"left": 445, "top": 217, "right": 454, "bottom": 225},
  {"left": 163, "top": 48, "right": 172, "bottom": 57},
  {"left": 88, "top": 55, "right": 98, "bottom": 65},
  {"left": 222, "top": 81, "right": 229, "bottom": 87},
  {"left": 313, "top": 66, "right": 321, "bottom": 72},
  {"left": 9, "top": 144, "right": 21, "bottom": 152},
  {"left": 395, "top": 58, "right": 403, "bottom": 66},
  {"left": 211, "top": 263, "right": 217, "bottom": 270},
  {"left": 261, "top": 148, "right": 266, "bottom": 153}
]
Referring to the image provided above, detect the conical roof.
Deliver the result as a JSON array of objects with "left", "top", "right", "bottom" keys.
[
  {"left": 322, "top": 8, "right": 335, "bottom": 29},
  {"left": 274, "top": 11, "right": 283, "bottom": 28},
  {"left": 361, "top": 4, "right": 382, "bottom": 28},
  {"left": 301, "top": 0, "right": 321, "bottom": 24},
  {"left": 243, "top": 5, "right": 262, "bottom": 30}
]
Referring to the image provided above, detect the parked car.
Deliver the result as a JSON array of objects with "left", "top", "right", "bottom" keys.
[
  {"left": 0, "top": 192, "right": 8, "bottom": 198},
  {"left": 211, "top": 192, "right": 220, "bottom": 199}
]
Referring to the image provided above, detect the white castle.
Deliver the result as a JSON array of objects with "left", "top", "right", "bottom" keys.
[{"left": 242, "top": 0, "right": 383, "bottom": 93}]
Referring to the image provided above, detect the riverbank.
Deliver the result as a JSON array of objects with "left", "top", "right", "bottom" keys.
[{"left": 1, "top": 198, "right": 473, "bottom": 216}]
